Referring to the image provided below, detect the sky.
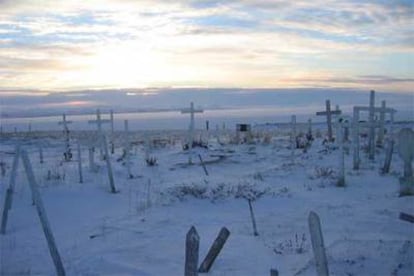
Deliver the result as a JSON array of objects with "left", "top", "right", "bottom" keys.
[{"left": 0, "top": 0, "right": 413, "bottom": 94}]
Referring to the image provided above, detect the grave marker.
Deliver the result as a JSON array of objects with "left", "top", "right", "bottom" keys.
[
  {"left": 336, "top": 116, "right": 351, "bottom": 187},
  {"left": 58, "top": 114, "right": 73, "bottom": 161},
  {"left": 77, "top": 142, "right": 83, "bottom": 183},
  {"left": 291, "top": 115, "right": 296, "bottom": 158},
  {"left": 124, "top": 120, "right": 133, "bottom": 178},
  {"left": 88, "top": 109, "right": 111, "bottom": 159},
  {"left": 101, "top": 135, "right": 117, "bottom": 193},
  {"left": 181, "top": 102, "right": 203, "bottom": 164},
  {"left": 88, "top": 147, "right": 96, "bottom": 172},
  {"left": 352, "top": 93, "right": 396, "bottom": 168},
  {"left": 248, "top": 199, "right": 259, "bottom": 236},
  {"left": 1, "top": 145, "right": 20, "bottom": 234},
  {"left": 198, "top": 227, "right": 230, "bottom": 273},
  {"left": 308, "top": 211, "right": 329, "bottom": 276},
  {"left": 110, "top": 109, "right": 115, "bottom": 154},
  {"left": 397, "top": 128, "right": 414, "bottom": 196},
  {"left": 185, "top": 226, "right": 200, "bottom": 276},
  {"left": 316, "top": 100, "right": 341, "bottom": 141}
]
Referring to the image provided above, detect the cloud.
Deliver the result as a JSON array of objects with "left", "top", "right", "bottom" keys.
[{"left": 0, "top": 0, "right": 412, "bottom": 91}]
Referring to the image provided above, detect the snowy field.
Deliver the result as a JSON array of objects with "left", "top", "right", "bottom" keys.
[{"left": 0, "top": 125, "right": 413, "bottom": 275}]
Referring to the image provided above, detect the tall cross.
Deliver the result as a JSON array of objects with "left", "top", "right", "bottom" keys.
[
  {"left": 58, "top": 114, "right": 73, "bottom": 161},
  {"left": 181, "top": 102, "right": 203, "bottom": 164},
  {"left": 88, "top": 109, "right": 111, "bottom": 159},
  {"left": 316, "top": 100, "right": 341, "bottom": 141}
]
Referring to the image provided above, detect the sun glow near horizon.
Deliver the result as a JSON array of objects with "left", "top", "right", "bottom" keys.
[{"left": 0, "top": 0, "right": 413, "bottom": 93}]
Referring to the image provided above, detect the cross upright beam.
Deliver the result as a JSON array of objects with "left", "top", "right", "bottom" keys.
[
  {"left": 88, "top": 109, "right": 111, "bottom": 134},
  {"left": 316, "top": 100, "right": 341, "bottom": 141},
  {"left": 88, "top": 109, "right": 111, "bottom": 159},
  {"left": 181, "top": 102, "right": 203, "bottom": 164},
  {"left": 58, "top": 114, "right": 72, "bottom": 132}
]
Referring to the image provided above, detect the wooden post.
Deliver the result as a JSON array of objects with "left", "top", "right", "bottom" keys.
[
  {"left": 291, "top": 115, "right": 296, "bottom": 158},
  {"left": 124, "top": 120, "right": 132, "bottom": 178},
  {"left": 316, "top": 100, "right": 341, "bottom": 141},
  {"left": 308, "top": 211, "right": 329, "bottom": 276},
  {"left": 377, "top": 100, "right": 386, "bottom": 146},
  {"left": 88, "top": 109, "right": 111, "bottom": 159},
  {"left": 181, "top": 102, "right": 204, "bottom": 164},
  {"left": 337, "top": 124, "right": 345, "bottom": 187},
  {"left": 185, "top": 226, "right": 200, "bottom": 276},
  {"left": 102, "top": 135, "right": 117, "bottom": 193},
  {"left": 1, "top": 146, "right": 21, "bottom": 234},
  {"left": 399, "top": 212, "right": 414, "bottom": 223},
  {"left": 382, "top": 139, "right": 394, "bottom": 174},
  {"left": 353, "top": 107, "right": 360, "bottom": 170},
  {"left": 110, "top": 109, "right": 115, "bottom": 154},
  {"left": 270, "top": 269, "right": 279, "bottom": 276},
  {"left": 39, "top": 146, "right": 44, "bottom": 164},
  {"left": 248, "top": 199, "right": 259, "bottom": 236},
  {"left": 368, "top": 90, "right": 376, "bottom": 160},
  {"left": 21, "top": 150, "right": 66, "bottom": 276},
  {"left": 88, "top": 147, "right": 95, "bottom": 172},
  {"left": 77, "top": 142, "right": 83, "bottom": 183},
  {"left": 198, "top": 227, "right": 230, "bottom": 273},
  {"left": 198, "top": 154, "right": 209, "bottom": 176}
]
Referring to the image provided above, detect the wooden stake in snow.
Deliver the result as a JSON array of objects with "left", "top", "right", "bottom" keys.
[
  {"left": 88, "top": 147, "right": 96, "bottom": 172},
  {"left": 77, "top": 142, "right": 83, "bottom": 183},
  {"left": 307, "top": 118, "right": 313, "bottom": 138},
  {"left": 308, "top": 211, "right": 329, "bottom": 276},
  {"left": 101, "top": 135, "right": 117, "bottom": 193},
  {"left": 377, "top": 100, "right": 386, "bottom": 147},
  {"left": 198, "top": 154, "right": 209, "bottom": 176},
  {"left": 291, "top": 115, "right": 297, "bottom": 158},
  {"left": 336, "top": 116, "right": 351, "bottom": 187},
  {"left": 316, "top": 100, "right": 341, "bottom": 141},
  {"left": 88, "top": 109, "right": 111, "bottom": 159},
  {"left": 1, "top": 145, "right": 21, "bottom": 234},
  {"left": 382, "top": 138, "right": 394, "bottom": 174},
  {"left": 21, "top": 150, "right": 66, "bottom": 276},
  {"left": 397, "top": 128, "right": 414, "bottom": 196},
  {"left": 270, "top": 269, "right": 279, "bottom": 276},
  {"left": 124, "top": 120, "right": 133, "bottom": 178},
  {"left": 39, "top": 145, "right": 44, "bottom": 164},
  {"left": 58, "top": 114, "right": 73, "bottom": 161},
  {"left": 248, "top": 199, "right": 259, "bottom": 236},
  {"left": 352, "top": 108, "right": 360, "bottom": 170},
  {"left": 198, "top": 227, "right": 230, "bottom": 273},
  {"left": 185, "top": 226, "right": 200, "bottom": 276},
  {"left": 110, "top": 109, "right": 115, "bottom": 154},
  {"left": 181, "top": 102, "right": 203, "bottom": 164},
  {"left": 367, "top": 90, "right": 376, "bottom": 160}
]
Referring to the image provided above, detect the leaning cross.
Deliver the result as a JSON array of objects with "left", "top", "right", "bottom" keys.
[
  {"left": 316, "top": 99, "right": 341, "bottom": 141},
  {"left": 397, "top": 128, "right": 414, "bottom": 196},
  {"left": 181, "top": 102, "right": 203, "bottom": 164}
]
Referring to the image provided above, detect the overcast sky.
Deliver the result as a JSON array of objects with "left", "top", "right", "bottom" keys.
[{"left": 0, "top": 0, "right": 413, "bottom": 94}]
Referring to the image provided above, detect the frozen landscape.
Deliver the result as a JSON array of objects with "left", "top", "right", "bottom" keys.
[
  {"left": 1, "top": 0, "right": 413, "bottom": 275},
  {"left": 0, "top": 89, "right": 413, "bottom": 275}
]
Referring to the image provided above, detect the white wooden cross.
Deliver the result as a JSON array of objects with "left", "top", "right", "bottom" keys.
[
  {"left": 316, "top": 100, "right": 341, "bottom": 141},
  {"left": 88, "top": 109, "right": 111, "bottom": 159},
  {"left": 181, "top": 102, "right": 203, "bottom": 164},
  {"left": 352, "top": 91, "right": 396, "bottom": 168},
  {"left": 58, "top": 114, "right": 73, "bottom": 161}
]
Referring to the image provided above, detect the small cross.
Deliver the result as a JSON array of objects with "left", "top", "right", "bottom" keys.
[{"left": 181, "top": 102, "right": 203, "bottom": 163}]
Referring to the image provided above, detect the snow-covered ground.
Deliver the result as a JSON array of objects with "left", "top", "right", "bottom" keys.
[{"left": 0, "top": 126, "right": 413, "bottom": 275}]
